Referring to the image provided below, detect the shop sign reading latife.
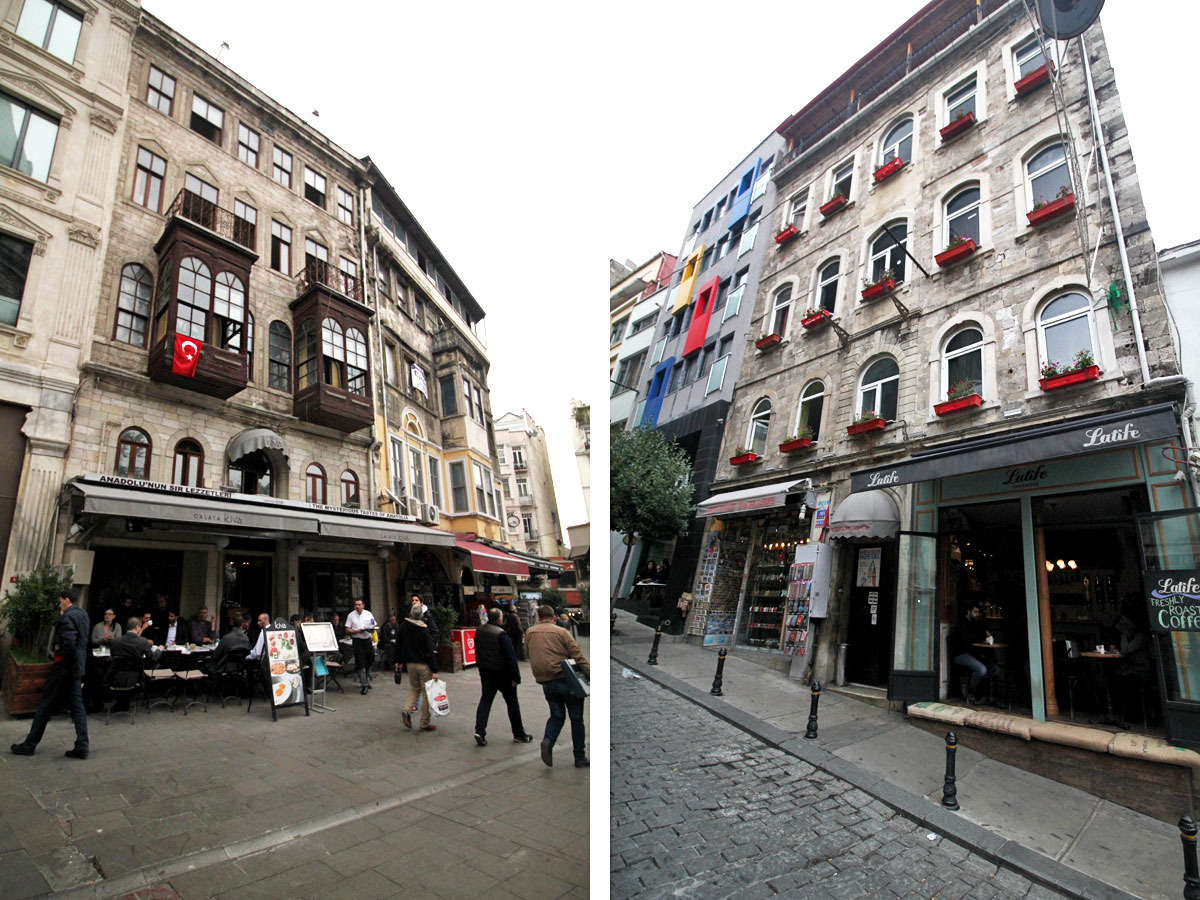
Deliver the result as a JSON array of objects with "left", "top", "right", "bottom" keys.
[{"left": 1144, "top": 571, "right": 1200, "bottom": 632}]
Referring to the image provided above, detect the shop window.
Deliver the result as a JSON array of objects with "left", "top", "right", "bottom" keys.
[
  {"left": 868, "top": 220, "right": 907, "bottom": 285},
  {"left": 816, "top": 258, "right": 839, "bottom": 313},
  {"left": 1038, "top": 290, "right": 1096, "bottom": 372},
  {"left": 237, "top": 123, "right": 259, "bottom": 168},
  {"left": 943, "top": 327, "right": 984, "bottom": 399},
  {"left": 341, "top": 470, "right": 359, "bottom": 506},
  {"left": 1026, "top": 141, "right": 1072, "bottom": 212},
  {"left": 945, "top": 185, "right": 981, "bottom": 248},
  {"left": 305, "top": 464, "right": 327, "bottom": 505},
  {"left": 132, "top": 147, "right": 166, "bottom": 211},
  {"left": 146, "top": 65, "right": 176, "bottom": 116},
  {"left": 770, "top": 285, "right": 791, "bottom": 337},
  {"left": 797, "top": 381, "right": 824, "bottom": 441},
  {"left": 115, "top": 427, "right": 151, "bottom": 480},
  {"left": 16, "top": 0, "right": 82, "bottom": 63},
  {"left": 858, "top": 358, "right": 899, "bottom": 421},
  {"left": 114, "top": 263, "right": 152, "bottom": 347},
  {"left": 881, "top": 117, "right": 913, "bottom": 165},
  {"left": 228, "top": 449, "right": 273, "bottom": 496},
  {"left": 173, "top": 439, "right": 203, "bottom": 487},
  {"left": 946, "top": 75, "right": 976, "bottom": 122},
  {"left": 449, "top": 461, "right": 468, "bottom": 512},
  {"left": 268, "top": 320, "right": 291, "bottom": 390},
  {"left": 189, "top": 94, "right": 224, "bottom": 145},
  {"left": 0, "top": 93, "right": 59, "bottom": 183},
  {"left": 746, "top": 398, "right": 771, "bottom": 456}
]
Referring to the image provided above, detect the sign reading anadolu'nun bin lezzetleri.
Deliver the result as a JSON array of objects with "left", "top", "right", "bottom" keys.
[{"left": 1145, "top": 571, "right": 1200, "bottom": 632}]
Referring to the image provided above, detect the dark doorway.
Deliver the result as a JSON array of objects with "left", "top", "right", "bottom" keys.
[
  {"left": 401, "top": 550, "right": 455, "bottom": 611},
  {"left": 845, "top": 543, "right": 896, "bottom": 686},
  {"left": 222, "top": 555, "right": 273, "bottom": 630},
  {"left": 298, "top": 558, "right": 368, "bottom": 621}
]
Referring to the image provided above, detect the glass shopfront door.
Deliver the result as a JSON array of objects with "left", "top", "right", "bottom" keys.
[{"left": 889, "top": 532, "right": 940, "bottom": 701}]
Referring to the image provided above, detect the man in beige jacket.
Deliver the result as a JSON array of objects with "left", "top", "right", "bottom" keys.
[{"left": 525, "top": 604, "right": 589, "bottom": 768}]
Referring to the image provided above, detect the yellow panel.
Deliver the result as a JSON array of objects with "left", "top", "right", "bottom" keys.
[{"left": 673, "top": 245, "right": 705, "bottom": 314}]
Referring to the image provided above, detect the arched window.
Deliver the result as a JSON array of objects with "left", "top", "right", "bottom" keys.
[
  {"left": 115, "top": 264, "right": 152, "bottom": 347},
  {"left": 175, "top": 257, "right": 211, "bottom": 341},
  {"left": 944, "top": 327, "right": 984, "bottom": 399},
  {"left": 946, "top": 186, "right": 981, "bottom": 247},
  {"left": 869, "top": 220, "right": 907, "bottom": 285},
  {"left": 173, "top": 439, "right": 203, "bottom": 487},
  {"left": 296, "top": 320, "right": 316, "bottom": 390},
  {"left": 269, "top": 321, "right": 291, "bottom": 390},
  {"left": 746, "top": 398, "right": 771, "bottom": 456},
  {"left": 341, "top": 470, "right": 360, "bottom": 507},
  {"left": 858, "top": 358, "right": 899, "bottom": 421},
  {"left": 321, "top": 318, "right": 345, "bottom": 388},
  {"left": 816, "top": 259, "right": 839, "bottom": 313},
  {"left": 115, "top": 428, "right": 151, "bottom": 479},
  {"left": 228, "top": 449, "right": 272, "bottom": 496},
  {"left": 770, "top": 285, "right": 792, "bottom": 337},
  {"left": 796, "top": 381, "right": 824, "bottom": 441},
  {"left": 1037, "top": 290, "right": 1096, "bottom": 372},
  {"left": 881, "top": 117, "right": 913, "bottom": 165},
  {"left": 212, "top": 271, "right": 245, "bottom": 349},
  {"left": 345, "top": 327, "right": 368, "bottom": 396},
  {"left": 305, "top": 463, "right": 326, "bottom": 505},
  {"left": 1026, "top": 141, "right": 1071, "bottom": 210}
]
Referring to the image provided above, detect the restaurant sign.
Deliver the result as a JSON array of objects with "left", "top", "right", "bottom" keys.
[{"left": 1144, "top": 571, "right": 1200, "bottom": 632}]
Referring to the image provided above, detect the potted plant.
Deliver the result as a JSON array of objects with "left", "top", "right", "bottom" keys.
[
  {"left": 775, "top": 223, "right": 800, "bottom": 245},
  {"left": 729, "top": 445, "right": 761, "bottom": 466},
  {"left": 755, "top": 332, "right": 783, "bottom": 350},
  {"left": 1039, "top": 349, "right": 1101, "bottom": 391},
  {"left": 779, "top": 425, "right": 815, "bottom": 453},
  {"left": 939, "top": 109, "right": 976, "bottom": 142},
  {"left": 934, "top": 378, "right": 984, "bottom": 416},
  {"left": 1, "top": 565, "right": 74, "bottom": 716},
  {"left": 935, "top": 234, "right": 978, "bottom": 267},
  {"left": 428, "top": 601, "right": 463, "bottom": 673},
  {"left": 861, "top": 269, "right": 897, "bottom": 301},
  {"left": 1028, "top": 185, "right": 1076, "bottom": 226},
  {"left": 819, "top": 193, "right": 848, "bottom": 217},
  {"left": 1015, "top": 60, "right": 1054, "bottom": 96},
  {"left": 847, "top": 410, "right": 887, "bottom": 436},
  {"left": 873, "top": 155, "right": 905, "bottom": 183},
  {"left": 801, "top": 307, "right": 831, "bottom": 329}
]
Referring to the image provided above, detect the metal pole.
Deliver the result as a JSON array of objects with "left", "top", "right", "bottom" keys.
[
  {"left": 942, "top": 731, "right": 960, "bottom": 810},
  {"left": 1181, "top": 815, "right": 1200, "bottom": 900},
  {"left": 804, "top": 681, "right": 821, "bottom": 739},
  {"left": 647, "top": 623, "right": 663, "bottom": 666},
  {"left": 610, "top": 611, "right": 617, "bottom": 635},
  {"left": 710, "top": 648, "right": 727, "bottom": 696}
]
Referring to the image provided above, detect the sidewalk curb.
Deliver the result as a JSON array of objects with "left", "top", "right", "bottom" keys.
[{"left": 614, "top": 649, "right": 1140, "bottom": 900}]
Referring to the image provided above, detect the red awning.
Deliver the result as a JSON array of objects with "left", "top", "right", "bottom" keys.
[{"left": 454, "top": 534, "right": 530, "bottom": 577}]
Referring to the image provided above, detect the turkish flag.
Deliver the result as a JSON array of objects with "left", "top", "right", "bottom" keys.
[{"left": 172, "top": 334, "right": 202, "bottom": 377}]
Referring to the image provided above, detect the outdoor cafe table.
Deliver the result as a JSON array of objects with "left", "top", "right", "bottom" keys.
[
  {"left": 971, "top": 642, "right": 1007, "bottom": 706},
  {"left": 1081, "top": 650, "right": 1125, "bottom": 727}
]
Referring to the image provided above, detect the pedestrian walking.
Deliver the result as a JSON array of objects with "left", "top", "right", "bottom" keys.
[
  {"left": 345, "top": 598, "right": 377, "bottom": 694},
  {"left": 501, "top": 600, "right": 526, "bottom": 661},
  {"left": 473, "top": 607, "right": 533, "bottom": 747},
  {"left": 526, "top": 604, "right": 589, "bottom": 768},
  {"left": 396, "top": 604, "right": 439, "bottom": 732},
  {"left": 11, "top": 588, "right": 91, "bottom": 759}
]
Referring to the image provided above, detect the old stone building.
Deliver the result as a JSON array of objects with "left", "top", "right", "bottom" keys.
[{"left": 494, "top": 410, "right": 565, "bottom": 560}]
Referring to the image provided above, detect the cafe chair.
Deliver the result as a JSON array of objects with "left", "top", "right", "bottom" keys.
[
  {"left": 144, "top": 650, "right": 178, "bottom": 712},
  {"left": 171, "top": 651, "right": 208, "bottom": 715},
  {"left": 213, "top": 648, "right": 249, "bottom": 708},
  {"left": 322, "top": 654, "right": 345, "bottom": 693},
  {"left": 102, "top": 656, "right": 145, "bottom": 725}
]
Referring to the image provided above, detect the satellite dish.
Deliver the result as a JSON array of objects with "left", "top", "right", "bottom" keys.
[{"left": 1035, "top": 0, "right": 1106, "bottom": 40}]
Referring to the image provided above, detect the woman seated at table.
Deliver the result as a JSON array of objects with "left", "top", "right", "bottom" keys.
[{"left": 90, "top": 608, "right": 122, "bottom": 648}]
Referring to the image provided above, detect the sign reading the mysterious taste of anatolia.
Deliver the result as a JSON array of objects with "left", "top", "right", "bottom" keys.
[{"left": 1144, "top": 571, "right": 1200, "bottom": 632}]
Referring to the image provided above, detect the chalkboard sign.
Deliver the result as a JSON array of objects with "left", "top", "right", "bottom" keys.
[
  {"left": 1144, "top": 571, "right": 1200, "bottom": 632},
  {"left": 254, "top": 625, "right": 308, "bottom": 719}
]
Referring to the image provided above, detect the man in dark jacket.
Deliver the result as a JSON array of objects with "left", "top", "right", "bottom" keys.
[
  {"left": 501, "top": 601, "right": 526, "bottom": 661},
  {"left": 473, "top": 607, "right": 532, "bottom": 747},
  {"left": 12, "top": 588, "right": 91, "bottom": 759},
  {"left": 395, "top": 606, "right": 439, "bottom": 732},
  {"left": 950, "top": 600, "right": 999, "bottom": 704}
]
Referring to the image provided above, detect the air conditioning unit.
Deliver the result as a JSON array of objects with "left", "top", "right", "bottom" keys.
[
  {"left": 421, "top": 504, "right": 440, "bottom": 527},
  {"left": 404, "top": 497, "right": 422, "bottom": 519}
]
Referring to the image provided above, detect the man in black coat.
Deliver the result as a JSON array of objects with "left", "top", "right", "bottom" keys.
[
  {"left": 473, "top": 607, "right": 532, "bottom": 747},
  {"left": 395, "top": 607, "right": 439, "bottom": 732},
  {"left": 12, "top": 588, "right": 91, "bottom": 759}
]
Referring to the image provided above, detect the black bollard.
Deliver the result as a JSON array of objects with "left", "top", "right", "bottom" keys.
[
  {"left": 610, "top": 611, "right": 617, "bottom": 635},
  {"left": 647, "top": 622, "right": 664, "bottom": 666},
  {"left": 942, "top": 731, "right": 960, "bottom": 810},
  {"left": 710, "top": 648, "right": 728, "bottom": 695},
  {"left": 1181, "top": 815, "right": 1200, "bottom": 900},
  {"left": 804, "top": 681, "right": 821, "bottom": 739}
]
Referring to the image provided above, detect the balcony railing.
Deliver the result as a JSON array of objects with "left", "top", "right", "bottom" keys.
[
  {"left": 165, "top": 190, "right": 256, "bottom": 252},
  {"left": 296, "top": 258, "right": 364, "bottom": 304}
]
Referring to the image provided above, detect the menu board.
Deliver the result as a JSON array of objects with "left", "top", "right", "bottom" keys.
[
  {"left": 301, "top": 621, "right": 338, "bottom": 653},
  {"left": 265, "top": 626, "right": 306, "bottom": 712}
]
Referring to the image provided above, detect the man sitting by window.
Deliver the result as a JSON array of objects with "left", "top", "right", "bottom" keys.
[{"left": 949, "top": 600, "right": 999, "bottom": 706}]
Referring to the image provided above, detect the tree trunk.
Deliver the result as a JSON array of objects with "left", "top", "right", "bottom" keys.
[{"left": 614, "top": 537, "right": 635, "bottom": 603}]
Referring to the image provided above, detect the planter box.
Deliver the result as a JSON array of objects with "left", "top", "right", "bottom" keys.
[
  {"left": 729, "top": 452, "right": 761, "bottom": 466},
  {"left": 1039, "top": 364, "right": 1100, "bottom": 392},
  {"left": 935, "top": 238, "right": 977, "bottom": 268},
  {"left": 847, "top": 417, "right": 886, "bottom": 436},
  {"left": 778, "top": 437, "right": 814, "bottom": 453},
  {"left": 819, "top": 194, "right": 848, "bottom": 217},
  {"left": 2, "top": 655, "right": 53, "bottom": 716},
  {"left": 436, "top": 642, "right": 464, "bottom": 673},
  {"left": 873, "top": 157, "right": 905, "bottom": 183},
  {"left": 934, "top": 393, "right": 983, "bottom": 417},
  {"left": 801, "top": 311, "right": 831, "bottom": 330},
  {"left": 860, "top": 278, "right": 896, "bottom": 302},
  {"left": 755, "top": 333, "right": 783, "bottom": 351},
  {"left": 1014, "top": 62, "right": 1053, "bottom": 96},
  {"left": 774, "top": 224, "right": 799, "bottom": 245},
  {"left": 939, "top": 111, "right": 976, "bottom": 142},
  {"left": 1027, "top": 193, "right": 1075, "bottom": 226}
]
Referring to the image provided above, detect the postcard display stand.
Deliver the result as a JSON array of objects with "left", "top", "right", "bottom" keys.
[
  {"left": 301, "top": 622, "right": 339, "bottom": 713},
  {"left": 252, "top": 625, "right": 309, "bottom": 720},
  {"left": 787, "top": 541, "right": 830, "bottom": 680}
]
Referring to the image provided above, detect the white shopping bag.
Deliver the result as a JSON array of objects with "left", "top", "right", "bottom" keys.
[{"left": 423, "top": 676, "right": 450, "bottom": 717}]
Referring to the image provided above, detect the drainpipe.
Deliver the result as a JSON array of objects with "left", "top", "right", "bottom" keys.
[{"left": 360, "top": 183, "right": 393, "bottom": 511}]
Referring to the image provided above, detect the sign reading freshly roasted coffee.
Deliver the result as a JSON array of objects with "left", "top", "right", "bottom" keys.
[{"left": 1144, "top": 571, "right": 1200, "bottom": 632}]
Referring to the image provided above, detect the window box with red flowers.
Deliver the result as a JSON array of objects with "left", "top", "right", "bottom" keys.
[
  {"left": 755, "top": 332, "right": 783, "bottom": 351},
  {"left": 1027, "top": 187, "right": 1075, "bottom": 227},
  {"left": 860, "top": 269, "right": 896, "bottom": 302},
  {"left": 779, "top": 427, "right": 815, "bottom": 453},
  {"left": 935, "top": 235, "right": 977, "bottom": 268},
  {"left": 939, "top": 111, "right": 976, "bottom": 143},
  {"left": 873, "top": 156, "right": 905, "bottom": 183},
  {"left": 775, "top": 224, "right": 800, "bottom": 246},
  {"left": 1014, "top": 61, "right": 1054, "bottom": 97},
  {"left": 800, "top": 308, "right": 831, "bottom": 330},
  {"left": 730, "top": 447, "right": 761, "bottom": 466},
  {"left": 819, "top": 194, "right": 848, "bottom": 217},
  {"left": 1039, "top": 351, "right": 1100, "bottom": 391},
  {"left": 934, "top": 379, "right": 983, "bottom": 416},
  {"left": 847, "top": 412, "right": 886, "bottom": 436}
]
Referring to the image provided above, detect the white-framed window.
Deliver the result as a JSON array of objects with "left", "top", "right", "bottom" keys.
[
  {"left": 946, "top": 75, "right": 977, "bottom": 122},
  {"left": 483, "top": 469, "right": 496, "bottom": 517},
  {"left": 390, "top": 437, "right": 405, "bottom": 495},
  {"left": 1013, "top": 33, "right": 1052, "bottom": 80},
  {"left": 706, "top": 345, "right": 729, "bottom": 396},
  {"left": 146, "top": 65, "right": 176, "bottom": 116},
  {"left": 945, "top": 185, "right": 981, "bottom": 247},
  {"left": 858, "top": 358, "right": 899, "bottom": 421},
  {"left": 880, "top": 117, "right": 913, "bottom": 165},
  {"left": 788, "top": 189, "right": 808, "bottom": 228},
  {"left": 770, "top": 285, "right": 791, "bottom": 337},
  {"left": 724, "top": 267, "right": 749, "bottom": 322},
  {"left": 796, "top": 381, "right": 825, "bottom": 441},
  {"left": 449, "top": 460, "right": 468, "bottom": 512},
  {"left": 746, "top": 398, "right": 771, "bottom": 456},
  {"left": 651, "top": 337, "right": 667, "bottom": 365},
  {"left": 0, "top": 94, "right": 59, "bottom": 183},
  {"left": 738, "top": 211, "right": 760, "bottom": 257},
  {"left": 189, "top": 94, "right": 224, "bottom": 144},
  {"left": 512, "top": 447, "right": 526, "bottom": 469},
  {"left": 272, "top": 146, "right": 292, "bottom": 188},
  {"left": 16, "top": 0, "right": 82, "bottom": 64},
  {"left": 337, "top": 187, "right": 354, "bottom": 225},
  {"left": 610, "top": 316, "right": 628, "bottom": 345},
  {"left": 472, "top": 461, "right": 487, "bottom": 512},
  {"left": 1037, "top": 290, "right": 1096, "bottom": 373},
  {"left": 427, "top": 454, "right": 442, "bottom": 510},
  {"left": 516, "top": 476, "right": 529, "bottom": 497},
  {"left": 497, "top": 445, "right": 506, "bottom": 465},
  {"left": 816, "top": 258, "right": 839, "bottom": 313},
  {"left": 237, "top": 123, "right": 259, "bottom": 167},
  {"left": 943, "top": 327, "right": 984, "bottom": 398},
  {"left": 409, "top": 446, "right": 426, "bottom": 503},
  {"left": 868, "top": 220, "right": 908, "bottom": 285},
  {"left": 831, "top": 159, "right": 854, "bottom": 200},
  {"left": 522, "top": 512, "right": 534, "bottom": 538},
  {"left": 750, "top": 162, "right": 771, "bottom": 201},
  {"left": 304, "top": 166, "right": 326, "bottom": 207},
  {"left": 1026, "top": 141, "right": 1072, "bottom": 211}
]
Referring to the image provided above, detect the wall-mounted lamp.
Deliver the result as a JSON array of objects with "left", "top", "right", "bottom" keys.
[
  {"left": 1045, "top": 560, "right": 1054, "bottom": 572},
  {"left": 1056, "top": 559, "right": 1066, "bottom": 569},
  {"left": 1067, "top": 559, "right": 1077, "bottom": 570}
]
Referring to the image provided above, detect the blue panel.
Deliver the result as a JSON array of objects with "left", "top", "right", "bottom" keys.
[
  {"left": 640, "top": 357, "right": 674, "bottom": 428},
  {"left": 727, "top": 158, "right": 762, "bottom": 228}
]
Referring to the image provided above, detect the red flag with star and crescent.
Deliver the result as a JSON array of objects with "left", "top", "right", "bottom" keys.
[{"left": 172, "top": 334, "right": 202, "bottom": 377}]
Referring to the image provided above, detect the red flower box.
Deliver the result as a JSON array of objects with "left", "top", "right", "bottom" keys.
[
  {"left": 755, "top": 333, "right": 783, "bottom": 351},
  {"left": 774, "top": 224, "right": 799, "bottom": 245},
  {"left": 801, "top": 311, "right": 831, "bottom": 330},
  {"left": 778, "top": 437, "right": 814, "bottom": 453},
  {"left": 934, "top": 393, "right": 983, "bottom": 417},
  {"left": 1027, "top": 193, "right": 1075, "bottom": 226},
  {"left": 860, "top": 278, "right": 896, "bottom": 302},
  {"left": 939, "top": 112, "right": 976, "bottom": 142},
  {"left": 819, "top": 194, "right": 848, "bottom": 217},
  {"left": 873, "top": 157, "right": 905, "bottom": 183},
  {"left": 730, "top": 452, "right": 761, "bottom": 466},
  {"left": 935, "top": 238, "right": 977, "bottom": 268},
  {"left": 1039, "top": 364, "right": 1100, "bottom": 391},
  {"left": 847, "top": 417, "right": 886, "bottom": 436},
  {"left": 1014, "top": 62, "right": 1053, "bottom": 96}
]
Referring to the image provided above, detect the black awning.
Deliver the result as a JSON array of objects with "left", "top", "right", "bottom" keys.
[{"left": 850, "top": 403, "right": 1179, "bottom": 492}]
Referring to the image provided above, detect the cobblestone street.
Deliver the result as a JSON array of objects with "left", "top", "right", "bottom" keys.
[{"left": 610, "top": 663, "right": 1070, "bottom": 900}]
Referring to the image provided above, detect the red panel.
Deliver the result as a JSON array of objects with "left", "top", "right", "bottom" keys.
[{"left": 682, "top": 275, "right": 720, "bottom": 358}]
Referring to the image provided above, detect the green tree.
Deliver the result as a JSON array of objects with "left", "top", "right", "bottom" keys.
[{"left": 610, "top": 426, "right": 695, "bottom": 597}]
